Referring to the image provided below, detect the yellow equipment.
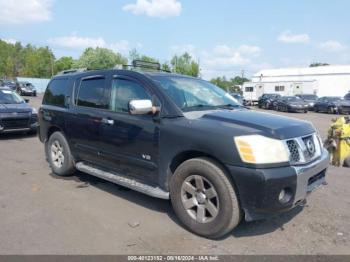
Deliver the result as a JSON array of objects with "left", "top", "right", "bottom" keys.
[{"left": 325, "top": 117, "right": 350, "bottom": 167}]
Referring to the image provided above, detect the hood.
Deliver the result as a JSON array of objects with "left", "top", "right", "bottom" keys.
[
  {"left": 0, "top": 103, "right": 32, "bottom": 113},
  {"left": 184, "top": 109, "right": 315, "bottom": 140},
  {"left": 336, "top": 100, "right": 350, "bottom": 106},
  {"left": 287, "top": 101, "right": 308, "bottom": 106}
]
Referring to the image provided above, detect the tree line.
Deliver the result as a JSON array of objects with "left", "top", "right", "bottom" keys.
[{"left": 0, "top": 39, "right": 249, "bottom": 90}]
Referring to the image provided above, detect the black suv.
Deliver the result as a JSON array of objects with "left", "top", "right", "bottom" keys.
[{"left": 38, "top": 61, "right": 329, "bottom": 238}]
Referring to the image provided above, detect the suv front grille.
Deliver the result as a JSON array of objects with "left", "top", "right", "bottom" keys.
[
  {"left": 286, "top": 140, "right": 300, "bottom": 162},
  {"left": 285, "top": 133, "right": 322, "bottom": 165},
  {"left": 1, "top": 118, "right": 30, "bottom": 129}
]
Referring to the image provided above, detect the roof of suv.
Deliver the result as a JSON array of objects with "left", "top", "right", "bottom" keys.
[{"left": 53, "top": 68, "right": 196, "bottom": 82}]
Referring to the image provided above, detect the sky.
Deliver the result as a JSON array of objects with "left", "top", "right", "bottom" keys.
[{"left": 0, "top": 0, "right": 349, "bottom": 79}]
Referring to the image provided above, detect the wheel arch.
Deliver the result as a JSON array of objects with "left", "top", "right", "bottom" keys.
[
  {"left": 47, "top": 125, "right": 64, "bottom": 140},
  {"left": 167, "top": 150, "right": 242, "bottom": 206}
]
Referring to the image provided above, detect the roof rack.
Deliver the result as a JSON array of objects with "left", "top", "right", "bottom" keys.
[
  {"left": 57, "top": 68, "right": 88, "bottom": 75},
  {"left": 122, "top": 60, "right": 171, "bottom": 73}
]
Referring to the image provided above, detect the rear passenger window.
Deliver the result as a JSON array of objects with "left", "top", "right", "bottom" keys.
[
  {"left": 110, "top": 79, "right": 150, "bottom": 113},
  {"left": 43, "top": 78, "right": 70, "bottom": 107},
  {"left": 77, "top": 77, "right": 109, "bottom": 109}
]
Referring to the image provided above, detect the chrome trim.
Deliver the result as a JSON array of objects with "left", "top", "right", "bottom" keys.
[
  {"left": 76, "top": 162, "right": 169, "bottom": 199},
  {"left": 292, "top": 149, "right": 329, "bottom": 204},
  {"left": 283, "top": 132, "right": 322, "bottom": 165}
]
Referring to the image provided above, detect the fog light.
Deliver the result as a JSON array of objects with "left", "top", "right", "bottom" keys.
[{"left": 278, "top": 188, "right": 292, "bottom": 204}]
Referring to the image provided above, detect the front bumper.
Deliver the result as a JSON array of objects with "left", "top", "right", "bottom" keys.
[
  {"left": 227, "top": 149, "right": 329, "bottom": 221},
  {"left": 0, "top": 115, "right": 38, "bottom": 133},
  {"left": 19, "top": 90, "right": 36, "bottom": 96},
  {"left": 288, "top": 105, "right": 308, "bottom": 112}
]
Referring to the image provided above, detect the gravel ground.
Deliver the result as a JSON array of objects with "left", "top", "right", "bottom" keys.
[{"left": 0, "top": 95, "right": 349, "bottom": 255}]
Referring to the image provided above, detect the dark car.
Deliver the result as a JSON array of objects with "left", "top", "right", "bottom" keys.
[
  {"left": 258, "top": 93, "right": 281, "bottom": 109},
  {"left": 314, "top": 96, "right": 350, "bottom": 114},
  {"left": 345, "top": 92, "right": 350, "bottom": 100},
  {"left": 230, "top": 92, "right": 244, "bottom": 104},
  {"left": 296, "top": 94, "right": 318, "bottom": 110},
  {"left": 38, "top": 61, "right": 329, "bottom": 239},
  {"left": 17, "top": 82, "right": 37, "bottom": 96},
  {"left": 276, "top": 96, "right": 309, "bottom": 113},
  {"left": 3, "top": 80, "right": 17, "bottom": 91},
  {"left": 0, "top": 87, "right": 38, "bottom": 134}
]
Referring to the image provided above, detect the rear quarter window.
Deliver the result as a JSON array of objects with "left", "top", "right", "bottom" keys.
[{"left": 43, "top": 78, "right": 70, "bottom": 107}]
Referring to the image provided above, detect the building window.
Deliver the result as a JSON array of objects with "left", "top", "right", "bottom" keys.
[
  {"left": 245, "top": 86, "right": 254, "bottom": 92},
  {"left": 275, "top": 86, "right": 285, "bottom": 92}
]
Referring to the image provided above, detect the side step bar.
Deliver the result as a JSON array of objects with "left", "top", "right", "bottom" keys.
[{"left": 75, "top": 162, "right": 170, "bottom": 199}]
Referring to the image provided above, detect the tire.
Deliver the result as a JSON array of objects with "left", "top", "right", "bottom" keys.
[
  {"left": 169, "top": 157, "right": 241, "bottom": 239},
  {"left": 314, "top": 106, "right": 319, "bottom": 112},
  {"left": 46, "top": 131, "right": 75, "bottom": 176},
  {"left": 327, "top": 107, "right": 333, "bottom": 114},
  {"left": 344, "top": 157, "right": 350, "bottom": 168}
]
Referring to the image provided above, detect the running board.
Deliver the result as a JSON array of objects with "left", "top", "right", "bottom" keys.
[{"left": 75, "top": 162, "right": 169, "bottom": 199}]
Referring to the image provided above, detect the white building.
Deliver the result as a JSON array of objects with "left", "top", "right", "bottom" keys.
[{"left": 242, "top": 65, "right": 350, "bottom": 102}]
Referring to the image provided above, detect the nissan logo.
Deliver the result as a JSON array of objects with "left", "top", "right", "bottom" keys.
[{"left": 306, "top": 139, "right": 315, "bottom": 155}]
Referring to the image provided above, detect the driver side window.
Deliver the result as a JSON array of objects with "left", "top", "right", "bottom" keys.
[{"left": 110, "top": 78, "right": 150, "bottom": 113}]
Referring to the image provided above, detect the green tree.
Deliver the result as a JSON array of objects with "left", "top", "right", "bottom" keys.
[
  {"left": 129, "top": 48, "right": 159, "bottom": 63},
  {"left": 54, "top": 56, "right": 74, "bottom": 74},
  {"left": 171, "top": 52, "right": 199, "bottom": 77},
  {"left": 210, "top": 76, "right": 249, "bottom": 92},
  {"left": 75, "top": 47, "right": 127, "bottom": 70}
]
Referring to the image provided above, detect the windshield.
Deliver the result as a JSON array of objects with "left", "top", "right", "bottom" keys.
[
  {"left": 153, "top": 76, "right": 240, "bottom": 111},
  {"left": 327, "top": 97, "right": 341, "bottom": 101},
  {"left": 285, "top": 97, "right": 301, "bottom": 102},
  {"left": 300, "top": 95, "right": 317, "bottom": 100},
  {"left": 25, "top": 83, "right": 34, "bottom": 89},
  {"left": 0, "top": 89, "right": 25, "bottom": 104}
]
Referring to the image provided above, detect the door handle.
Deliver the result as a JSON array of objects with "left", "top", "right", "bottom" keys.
[{"left": 102, "top": 118, "right": 114, "bottom": 125}]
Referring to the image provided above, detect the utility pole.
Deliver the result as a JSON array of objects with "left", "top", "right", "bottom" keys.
[{"left": 241, "top": 69, "right": 245, "bottom": 79}]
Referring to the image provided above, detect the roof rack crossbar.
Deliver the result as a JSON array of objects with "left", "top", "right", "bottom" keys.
[
  {"left": 121, "top": 60, "right": 171, "bottom": 73},
  {"left": 57, "top": 68, "right": 89, "bottom": 75}
]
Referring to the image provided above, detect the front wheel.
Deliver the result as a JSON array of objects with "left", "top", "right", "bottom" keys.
[
  {"left": 170, "top": 157, "right": 241, "bottom": 239},
  {"left": 46, "top": 131, "right": 75, "bottom": 176}
]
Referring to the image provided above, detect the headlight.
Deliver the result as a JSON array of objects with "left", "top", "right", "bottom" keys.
[
  {"left": 234, "top": 135, "right": 289, "bottom": 164},
  {"left": 31, "top": 108, "right": 38, "bottom": 114}
]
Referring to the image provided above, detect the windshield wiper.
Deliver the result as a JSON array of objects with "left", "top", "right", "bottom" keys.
[
  {"left": 215, "top": 104, "right": 242, "bottom": 110},
  {"left": 182, "top": 104, "right": 217, "bottom": 112}
]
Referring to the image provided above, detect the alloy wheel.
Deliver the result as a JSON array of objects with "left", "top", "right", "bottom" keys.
[
  {"left": 51, "top": 140, "right": 65, "bottom": 168},
  {"left": 181, "top": 175, "right": 219, "bottom": 223}
]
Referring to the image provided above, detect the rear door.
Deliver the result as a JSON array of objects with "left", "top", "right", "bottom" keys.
[
  {"left": 98, "top": 74, "right": 160, "bottom": 183},
  {"left": 66, "top": 73, "right": 111, "bottom": 165}
]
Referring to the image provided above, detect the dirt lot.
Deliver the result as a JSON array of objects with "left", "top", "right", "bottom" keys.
[{"left": 0, "top": 95, "right": 349, "bottom": 255}]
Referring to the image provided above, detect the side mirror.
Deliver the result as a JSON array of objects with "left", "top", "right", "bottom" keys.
[
  {"left": 129, "top": 100, "right": 153, "bottom": 115},
  {"left": 24, "top": 99, "right": 29, "bottom": 103}
]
